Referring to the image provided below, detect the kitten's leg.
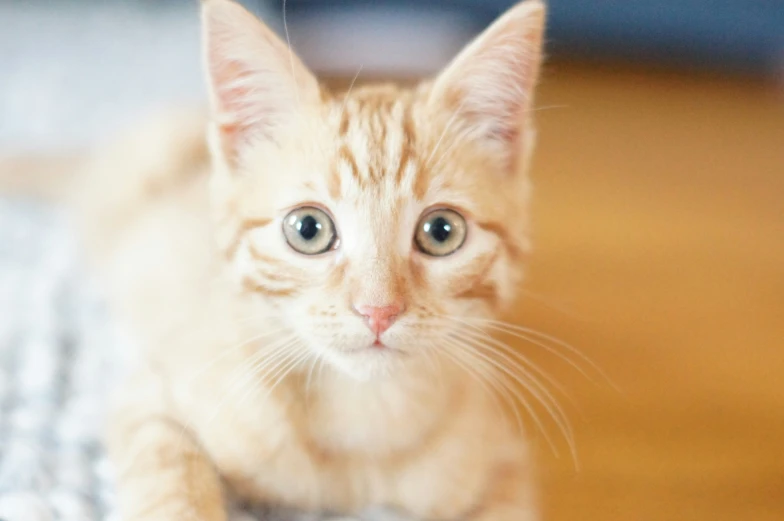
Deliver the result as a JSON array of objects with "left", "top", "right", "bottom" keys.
[
  {"left": 470, "top": 462, "right": 538, "bottom": 521},
  {"left": 107, "top": 371, "right": 227, "bottom": 521}
]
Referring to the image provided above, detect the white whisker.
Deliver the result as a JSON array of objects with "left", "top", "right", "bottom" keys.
[
  {"left": 526, "top": 104, "right": 569, "bottom": 114},
  {"left": 304, "top": 352, "right": 322, "bottom": 399},
  {"left": 449, "top": 330, "right": 578, "bottom": 467},
  {"left": 282, "top": 0, "right": 299, "bottom": 107},
  {"left": 254, "top": 343, "right": 310, "bottom": 406},
  {"left": 272, "top": 347, "right": 310, "bottom": 390},
  {"left": 517, "top": 288, "right": 582, "bottom": 320},
  {"left": 185, "top": 326, "right": 288, "bottom": 382},
  {"left": 446, "top": 334, "right": 564, "bottom": 459},
  {"left": 228, "top": 342, "right": 299, "bottom": 412},
  {"left": 431, "top": 337, "right": 526, "bottom": 444},
  {"left": 444, "top": 319, "right": 579, "bottom": 409},
  {"left": 340, "top": 64, "right": 364, "bottom": 119},
  {"left": 424, "top": 98, "right": 467, "bottom": 171},
  {"left": 470, "top": 318, "right": 620, "bottom": 393},
  {"left": 202, "top": 335, "right": 300, "bottom": 429}
]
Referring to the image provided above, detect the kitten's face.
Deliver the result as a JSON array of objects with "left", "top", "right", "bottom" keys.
[{"left": 202, "top": 0, "right": 545, "bottom": 378}]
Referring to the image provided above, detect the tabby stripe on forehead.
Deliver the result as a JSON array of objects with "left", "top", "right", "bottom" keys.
[
  {"left": 328, "top": 163, "right": 342, "bottom": 199},
  {"left": 395, "top": 105, "right": 415, "bottom": 186},
  {"left": 376, "top": 114, "right": 388, "bottom": 161},
  {"left": 339, "top": 108, "right": 351, "bottom": 137},
  {"left": 318, "top": 84, "right": 332, "bottom": 104},
  {"left": 339, "top": 145, "right": 362, "bottom": 186},
  {"left": 412, "top": 162, "right": 430, "bottom": 201},
  {"left": 368, "top": 121, "right": 387, "bottom": 183}
]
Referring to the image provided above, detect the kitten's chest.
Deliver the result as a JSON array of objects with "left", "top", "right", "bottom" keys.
[
  {"left": 200, "top": 375, "right": 493, "bottom": 518},
  {"left": 201, "top": 400, "right": 393, "bottom": 513},
  {"left": 214, "top": 416, "right": 488, "bottom": 519}
]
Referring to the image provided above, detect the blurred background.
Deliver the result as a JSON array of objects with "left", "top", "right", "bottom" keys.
[
  {"left": 2, "top": 0, "right": 783, "bottom": 151},
  {"left": 1, "top": 1, "right": 783, "bottom": 520}
]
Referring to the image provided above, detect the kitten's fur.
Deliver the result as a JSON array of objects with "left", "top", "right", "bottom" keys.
[{"left": 53, "top": 0, "right": 547, "bottom": 519}]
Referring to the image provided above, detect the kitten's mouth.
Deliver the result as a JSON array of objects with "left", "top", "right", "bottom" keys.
[{"left": 344, "top": 338, "right": 403, "bottom": 354}]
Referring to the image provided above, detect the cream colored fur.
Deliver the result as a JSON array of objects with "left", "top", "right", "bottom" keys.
[{"left": 28, "top": 1, "right": 550, "bottom": 520}]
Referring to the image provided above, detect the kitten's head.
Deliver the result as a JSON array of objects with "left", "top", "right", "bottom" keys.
[{"left": 201, "top": 0, "right": 545, "bottom": 379}]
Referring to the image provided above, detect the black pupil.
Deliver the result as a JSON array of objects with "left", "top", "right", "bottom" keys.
[
  {"left": 429, "top": 216, "right": 452, "bottom": 243},
  {"left": 298, "top": 215, "right": 321, "bottom": 240}
]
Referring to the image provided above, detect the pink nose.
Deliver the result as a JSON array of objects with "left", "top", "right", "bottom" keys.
[{"left": 354, "top": 303, "right": 404, "bottom": 336}]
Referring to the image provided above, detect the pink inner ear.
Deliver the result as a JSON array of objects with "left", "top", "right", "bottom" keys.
[
  {"left": 203, "top": 0, "right": 324, "bottom": 164},
  {"left": 211, "top": 58, "right": 250, "bottom": 144},
  {"left": 204, "top": 7, "right": 282, "bottom": 157},
  {"left": 431, "top": 2, "right": 544, "bottom": 165},
  {"left": 208, "top": 49, "right": 281, "bottom": 158},
  {"left": 471, "top": 42, "right": 537, "bottom": 145},
  {"left": 487, "top": 109, "right": 524, "bottom": 145}
]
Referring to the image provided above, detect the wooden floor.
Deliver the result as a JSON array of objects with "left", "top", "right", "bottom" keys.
[{"left": 507, "top": 63, "right": 784, "bottom": 520}]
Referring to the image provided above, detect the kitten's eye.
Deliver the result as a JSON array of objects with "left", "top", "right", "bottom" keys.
[
  {"left": 415, "top": 209, "right": 467, "bottom": 257},
  {"left": 283, "top": 207, "right": 337, "bottom": 255}
]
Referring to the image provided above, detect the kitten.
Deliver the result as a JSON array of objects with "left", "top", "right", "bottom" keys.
[{"left": 68, "top": 0, "right": 547, "bottom": 519}]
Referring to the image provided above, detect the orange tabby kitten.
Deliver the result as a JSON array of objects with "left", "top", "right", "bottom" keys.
[{"left": 67, "top": 0, "right": 547, "bottom": 519}]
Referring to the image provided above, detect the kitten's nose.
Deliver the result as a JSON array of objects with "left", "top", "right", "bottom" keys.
[{"left": 354, "top": 302, "right": 404, "bottom": 336}]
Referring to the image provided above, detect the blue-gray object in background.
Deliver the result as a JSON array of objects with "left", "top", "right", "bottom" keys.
[{"left": 267, "top": 0, "right": 784, "bottom": 76}]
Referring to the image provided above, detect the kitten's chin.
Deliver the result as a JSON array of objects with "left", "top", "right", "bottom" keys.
[{"left": 319, "top": 345, "right": 409, "bottom": 382}]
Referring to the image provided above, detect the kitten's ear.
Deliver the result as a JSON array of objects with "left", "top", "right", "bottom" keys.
[
  {"left": 429, "top": 0, "right": 546, "bottom": 168},
  {"left": 201, "top": 0, "right": 321, "bottom": 164}
]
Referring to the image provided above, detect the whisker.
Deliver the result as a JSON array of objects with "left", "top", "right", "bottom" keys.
[
  {"left": 204, "top": 336, "right": 299, "bottom": 427},
  {"left": 220, "top": 338, "right": 306, "bottom": 427},
  {"left": 438, "top": 315, "right": 582, "bottom": 462},
  {"left": 427, "top": 124, "right": 473, "bottom": 177},
  {"left": 282, "top": 0, "right": 299, "bottom": 106},
  {"left": 429, "top": 339, "right": 515, "bottom": 433},
  {"left": 250, "top": 342, "right": 311, "bottom": 407},
  {"left": 269, "top": 345, "right": 310, "bottom": 393},
  {"left": 162, "top": 309, "right": 279, "bottom": 343},
  {"left": 443, "top": 320, "right": 584, "bottom": 426},
  {"left": 340, "top": 64, "right": 364, "bottom": 118},
  {"left": 419, "top": 344, "right": 441, "bottom": 381},
  {"left": 446, "top": 334, "right": 565, "bottom": 459},
  {"left": 184, "top": 326, "right": 288, "bottom": 382},
  {"left": 232, "top": 348, "right": 299, "bottom": 412},
  {"left": 304, "top": 352, "right": 322, "bottom": 398},
  {"left": 316, "top": 352, "right": 328, "bottom": 382},
  {"left": 424, "top": 98, "right": 467, "bottom": 171},
  {"left": 172, "top": 340, "right": 283, "bottom": 454},
  {"left": 449, "top": 330, "right": 579, "bottom": 467},
  {"left": 467, "top": 318, "right": 620, "bottom": 393},
  {"left": 527, "top": 104, "right": 569, "bottom": 113},
  {"left": 453, "top": 322, "right": 577, "bottom": 406},
  {"left": 517, "top": 288, "right": 583, "bottom": 320},
  {"left": 220, "top": 334, "right": 296, "bottom": 397}
]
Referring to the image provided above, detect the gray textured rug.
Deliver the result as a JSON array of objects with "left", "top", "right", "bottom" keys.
[
  {"left": 0, "top": 198, "right": 412, "bottom": 521},
  {"left": 0, "top": 199, "right": 122, "bottom": 521}
]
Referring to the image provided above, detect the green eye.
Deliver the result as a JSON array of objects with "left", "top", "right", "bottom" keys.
[
  {"left": 282, "top": 207, "right": 337, "bottom": 255},
  {"left": 415, "top": 209, "right": 467, "bottom": 257}
]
